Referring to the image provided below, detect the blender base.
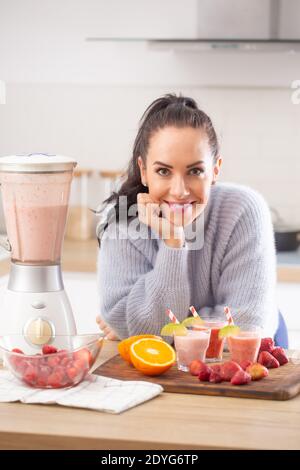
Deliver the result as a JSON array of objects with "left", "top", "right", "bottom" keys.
[{"left": 0, "top": 288, "right": 77, "bottom": 353}]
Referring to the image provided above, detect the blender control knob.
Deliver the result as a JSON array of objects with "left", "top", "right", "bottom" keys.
[{"left": 24, "top": 318, "right": 54, "bottom": 345}]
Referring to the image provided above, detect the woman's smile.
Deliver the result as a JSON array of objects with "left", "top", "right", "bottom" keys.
[{"left": 162, "top": 200, "right": 197, "bottom": 213}]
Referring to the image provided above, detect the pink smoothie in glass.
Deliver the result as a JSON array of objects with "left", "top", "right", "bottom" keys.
[
  {"left": 193, "top": 320, "right": 227, "bottom": 361},
  {"left": 174, "top": 329, "right": 211, "bottom": 372},
  {"left": 227, "top": 331, "right": 261, "bottom": 365}
]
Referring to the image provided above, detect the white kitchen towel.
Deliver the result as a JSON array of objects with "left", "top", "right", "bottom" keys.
[{"left": 0, "top": 370, "right": 163, "bottom": 414}]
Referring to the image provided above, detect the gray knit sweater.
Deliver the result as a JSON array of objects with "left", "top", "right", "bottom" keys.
[{"left": 97, "top": 183, "right": 278, "bottom": 340}]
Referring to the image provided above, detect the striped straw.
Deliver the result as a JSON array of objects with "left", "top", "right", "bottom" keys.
[
  {"left": 224, "top": 306, "right": 234, "bottom": 325},
  {"left": 189, "top": 305, "right": 199, "bottom": 318},
  {"left": 166, "top": 308, "right": 180, "bottom": 324}
]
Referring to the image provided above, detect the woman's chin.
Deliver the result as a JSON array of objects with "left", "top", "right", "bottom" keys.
[{"left": 169, "top": 215, "right": 196, "bottom": 228}]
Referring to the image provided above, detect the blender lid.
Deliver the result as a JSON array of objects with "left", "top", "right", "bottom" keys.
[{"left": 0, "top": 153, "right": 77, "bottom": 172}]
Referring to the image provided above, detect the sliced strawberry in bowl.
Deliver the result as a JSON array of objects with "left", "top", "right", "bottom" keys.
[{"left": 0, "top": 334, "right": 104, "bottom": 389}]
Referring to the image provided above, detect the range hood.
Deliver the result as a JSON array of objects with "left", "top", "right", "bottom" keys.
[{"left": 86, "top": 0, "right": 300, "bottom": 52}]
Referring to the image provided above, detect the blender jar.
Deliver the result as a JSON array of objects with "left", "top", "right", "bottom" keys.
[{"left": 0, "top": 154, "right": 76, "bottom": 265}]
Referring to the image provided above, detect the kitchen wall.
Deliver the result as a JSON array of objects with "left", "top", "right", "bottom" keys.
[{"left": 1, "top": 0, "right": 300, "bottom": 229}]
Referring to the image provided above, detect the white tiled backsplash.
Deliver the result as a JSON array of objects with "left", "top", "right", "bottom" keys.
[{"left": 0, "top": 84, "right": 299, "bottom": 227}]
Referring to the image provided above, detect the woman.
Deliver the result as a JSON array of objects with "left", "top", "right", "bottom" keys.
[{"left": 96, "top": 94, "right": 278, "bottom": 341}]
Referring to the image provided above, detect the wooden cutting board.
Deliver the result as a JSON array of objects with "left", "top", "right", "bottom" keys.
[{"left": 94, "top": 353, "right": 300, "bottom": 401}]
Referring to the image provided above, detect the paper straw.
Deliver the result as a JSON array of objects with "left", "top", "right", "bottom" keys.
[
  {"left": 189, "top": 305, "right": 199, "bottom": 318},
  {"left": 166, "top": 308, "right": 180, "bottom": 324},
  {"left": 224, "top": 306, "right": 234, "bottom": 325}
]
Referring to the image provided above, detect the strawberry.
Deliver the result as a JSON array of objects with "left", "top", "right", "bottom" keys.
[
  {"left": 47, "top": 369, "right": 65, "bottom": 388},
  {"left": 23, "top": 365, "right": 38, "bottom": 385},
  {"left": 189, "top": 360, "right": 205, "bottom": 376},
  {"left": 258, "top": 351, "right": 280, "bottom": 369},
  {"left": 27, "top": 354, "right": 42, "bottom": 368},
  {"left": 14, "top": 357, "right": 30, "bottom": 374},
  {"left": 231, "top": 370, "right": 251, "bottom": 385},
  {"left": 11, "top": 348, "right": 24, "bottom": 354},
  {"left": 198, "top": 363, "right": 212, "bottom": 382},
  {"left": 73, "top": 348, "right": 92, "bottom": 368},
  {"left": 66, "top": 366, "right": 79, "bottom": 381},
  {"left": 10, "top": 349, "right": 25, "bottom": 369},
  {"left": 42, "top": 344, "right": 58, "bottom": 355},
  {"left": 271, "top": 347, "right": 289, "bottom": 366},
  {"left": 220, "top": 361, "right": 242, "bottom": 381},
  {"left": 240, "top": 360, "right": 253, "bottom": 371},
  {"left": 60, "top": 356, "right": 72, "bottom": 367},
  {"left": 259, "top": 337, "right": 274, "bottom": 354},
  {"left": 209, "top": 370, "right": 223, "bottom": 383},
  {"left": 73, "top": 358, "right": 89, "bottom": 373},
  {"left": 210, "top": 364, "right": 221, "bottom": 374},
  {"left": 36, "top": 365, "right": 52, "bottom": 387},
  {"left": 47, "top": 355, "right": 61, "bottom": 368},
  {"left": 246, "top": 362, "right": 269, "bottom": 381}
]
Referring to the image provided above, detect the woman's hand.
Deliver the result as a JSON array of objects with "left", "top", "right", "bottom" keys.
[
  {"left": 96, "top": 315, "right": 120, "bottom": 340},
  {"left": 137, "top": 193, "right": 185, "bottom": 248}
]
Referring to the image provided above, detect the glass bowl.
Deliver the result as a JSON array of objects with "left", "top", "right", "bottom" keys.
[{"left": 0, "top": 334, "right": 105, "bottom": 389}]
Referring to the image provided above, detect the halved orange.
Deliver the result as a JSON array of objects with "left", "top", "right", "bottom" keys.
[
  {"left": 129, "top": 338, "right": 176, "bottom": 376},
  {"left": 118, "top": 334, "right": 161, "bottom": 364}
]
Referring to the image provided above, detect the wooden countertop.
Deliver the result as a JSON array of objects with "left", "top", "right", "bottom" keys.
[
  {"left": 0, "top": 340, "right": 300, "bottom": 450},
  {"left": 0, "top": 238, "right": 300, "bottom": 282}
]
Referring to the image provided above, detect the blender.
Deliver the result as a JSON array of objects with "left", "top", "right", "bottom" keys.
[{"left": 0, "top": 153, "right": 77, "bottom": 353}]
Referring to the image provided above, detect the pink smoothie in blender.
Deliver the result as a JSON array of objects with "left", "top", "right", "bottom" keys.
[
  {"left": 0, "top": 154, "right": 77, "bottom": 353},
  {"left": 1, "top": 171, "right": 72, "bottom": 265}
]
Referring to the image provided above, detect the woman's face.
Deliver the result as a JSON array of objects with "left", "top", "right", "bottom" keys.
[{"left": 138, "top": 126, "right": 222, "bottom": 227}]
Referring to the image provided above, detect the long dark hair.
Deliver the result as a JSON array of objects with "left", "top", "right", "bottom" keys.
[{"left": 96, "top": 93, "right": 219, "bottom": 241}]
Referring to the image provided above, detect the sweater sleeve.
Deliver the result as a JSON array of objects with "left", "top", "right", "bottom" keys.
[
  {"left": 198, "top": 191, "right": 278, "bottom": 335},
  {"left": 97, "top": 234, "right": 191, "bottom": 339}
]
